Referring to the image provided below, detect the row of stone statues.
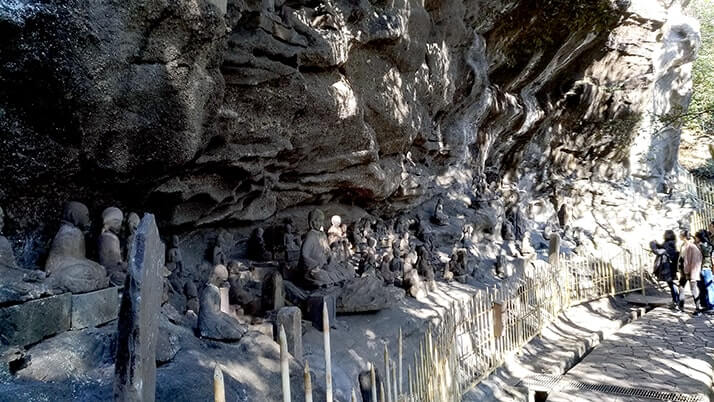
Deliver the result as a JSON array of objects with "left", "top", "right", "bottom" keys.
[{"left": 1, "top": 202, "right": 144, "bottom": 294}]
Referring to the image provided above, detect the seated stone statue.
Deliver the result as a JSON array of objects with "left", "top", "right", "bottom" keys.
[
  {"left": 0, "top": 206, "right": 18, "bottom": 269},
  {"left": 45, "top": 201, "right": 109, "bottom": 293},
  {"left": 166, "top": 235, "right": 183, "bottom": 274},
  {"left": 447, "top": 248, "right": 470, "bottom": 283},
  {"left": 299, "top": 208, "right": 355, "bottom": 288},
  {"left": 198, "top": 264, "right": 246, "bottom": 341},
  {"left": 247, "top": 227, "right": 270, "bottom": 261},
  {"left": 98, "top": 207, "right": 126, "bottom": 286},
  {"left": 416, "top": 245, "right": 435, "bottom": 284}
]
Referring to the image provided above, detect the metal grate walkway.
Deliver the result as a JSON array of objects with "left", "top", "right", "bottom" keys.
[{"left": 519, "top": 375, "right": 707, "bottom": 402}]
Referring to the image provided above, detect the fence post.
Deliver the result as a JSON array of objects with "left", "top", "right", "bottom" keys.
[
  {"left": 304, "top": 361, "right": 313, "bottom": 402},
  {"left": 214, "top": 365, "right": 225, "bottom": 402},
  {"left": 279, "top": 325, "right": 291, "bottom": 402},
  {"left": 398, "top": 328, "right": 403, "bottom": 397},
  {"left": 323, "top": 302, "right": 333, "bottom": 402},
  {"left": 370, "top": 362, "right": 377, "bottom": 402}
]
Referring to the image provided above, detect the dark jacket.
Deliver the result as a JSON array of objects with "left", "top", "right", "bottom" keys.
[{"left": 651, "top": 239, "right": 678, "bottom": 281}]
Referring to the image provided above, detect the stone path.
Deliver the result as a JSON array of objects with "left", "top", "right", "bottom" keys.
[
  {"left": 463, "top": 296, "right": 642, "bottom": 401},
  {"left": 548, "top": 306, "right": 714, "bottom": 401}
]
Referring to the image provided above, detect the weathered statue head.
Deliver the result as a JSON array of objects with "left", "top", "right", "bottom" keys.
[
  {"left": 308, "top": 208, "right": 325, "bottom": 231},
  {"left": 127, "top": 212, "right": 140, "bottom": 234},
  {"left": 63, "top": 201, "right": 91, "bottom": 230},
  {"left": 331, "top": 215, "right": 341, "bottom": 227},
  {"left": 102, "top": 207, "right": 124, "bottom": 233},
  {"left": 210, "top": 264, "right": 229, "bottom": 286},
  {"left": 171, "top": 235, "right": 180, "bottom": 248}
]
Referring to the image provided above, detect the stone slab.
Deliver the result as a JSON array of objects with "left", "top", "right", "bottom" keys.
[
  {"left": 114, "top": 214, "right": 165, "bottom": 402},
  {"left": 71, "top": 287, "right": 119, "bottom": 330},
  {"left": 274, "top": 306, "right": 303, "bottom": 362},
  {"left": 0, "top": 293, "right": 71, "bottom": 347}
]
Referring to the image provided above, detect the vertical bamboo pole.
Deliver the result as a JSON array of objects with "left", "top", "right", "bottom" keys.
[
  {"left": 279, "top": 325, "right": 291, "bottom": 402},
  {"left": 351, "top": 388, "right": 357, "bottom": 402},
  {"left": 640, "top": 248, "right": 646, "bottom": 295},
  {"left": 384, "top": 344, "right": 391, "bottom": 402},
  {"left": 214, "top": 365, "right": 225, "bottom": 402},
  {"left": 304, "top": 361, "right": 313, "bottom": 402},
  {"left": 380, "top": 381, "right": 385, "bottom": 402},
  {"left": 391, "top": 361, "right": 397, "bottom": 402},
  {"left": 323, "top": 302, "right": 333, "bottom": 402},
  {"left": 408, "top": 366, "right": 413, "bottom": 400},
  {"left": 370, "top": 363, "right": 378, "bottom": 402},
  {"left": 398, "top": 327, "right": 403, "bottom": 397}
]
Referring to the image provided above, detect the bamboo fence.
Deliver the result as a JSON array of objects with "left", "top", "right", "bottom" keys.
[{"left": 211, "top": 175, "right": 714, "bottom": 402}]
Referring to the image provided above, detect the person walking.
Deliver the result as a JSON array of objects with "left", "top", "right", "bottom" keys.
[
  {"left": 680, "top": 230, "right": 704, "bottom": 316},
  {"left": 651, "top": 230, "right": 680, "bottom": 309},
  {"left": 694, "top": 230, "right": 714, "bottom": 312}
]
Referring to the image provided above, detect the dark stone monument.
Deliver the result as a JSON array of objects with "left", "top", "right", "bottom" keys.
[
  {"left": 262, "top": 271, "right": 285, "bottom": 312},
  {"left": 273, "top": 306, "right": 302, "bottom": 362},
  {"left": 114, "top": 214, "right": 165, "bottom": 402},
  {"left": 306, "top": 294, "right": 335, "bottom": 331}
]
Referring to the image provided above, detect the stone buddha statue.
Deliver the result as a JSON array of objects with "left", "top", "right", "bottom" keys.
[
  {"left": 0, "top": 207, "right": 18, "bottom": 269},
  {"left": 198, "top": 264, "right": 246, "bottom": 341},
  {"left": 45, "top": 201, "right": 109, "bottom": 293},
  {"left": 98, "top": 206, "right": 126, "bottom": 286},
  {"left": 299, "top": 208, "right": 355, "bottom": 288}
]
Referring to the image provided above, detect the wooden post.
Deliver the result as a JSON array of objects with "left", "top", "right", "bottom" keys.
[
  {"left": 370, "top": 362, "right": 378, "bottom": 402},
  {"left": 398, "top": 328, "right": 403, "bottom": 397},
  {"left": 279, "top": 325, "right": 291, "bottom": 402},
  {"left": 323, "top": 302, "right": 333, "bottom": 402},
  {"left": 380, "top": 381, "right": 386, "bottom": 402},
  {"left": 408, "top": 366, "right": 413, "bottom": 398},
  {"left": 304, "top": 361, "right": 312, "bottom": 402},
  {"left": 391, "top": 361, "right": 397, "bottom": 402},
  {"left": 351, "top": 388, "right": 357, "bottom": 402},
  {"left": 640, "top": 249, "right": 646, "bottom": 295},
  {"left": 384, "top": 344, "right": 391, "bottom": 402},
  {"left": 214, "top": 365, "right": 225, "bottom": 402}
]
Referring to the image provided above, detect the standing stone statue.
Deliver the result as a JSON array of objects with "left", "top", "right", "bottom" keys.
[
  {"left": 166, "top": 235, "right": 183, "bottom": 274},
  {"left": 416, "top": 246, "right": 435, "bottom": 290},
  {"left": 432, "top": 198, "right": 448, "bottom": 226},
  {"left": 198, "top": 264, "right": 246, "bottom": 341},
  {"left": 212, "top": 230, "right": 232, "bottom": 266},
  {"left": 327, "top": 215, "right": 343, "bottom": 245},
  {"left": 45, "top": 201, "right": 109, "bottom": 294},
  {"left": 98, "top": 207, "right": 127, "bottom": 286},
  {"left": 298, "top": 208, "right": 354, "bottom": 288},
  {"left": 114, "top": 214, "right": 165, "bottom": 402},
  {"left": 282, "top": 220, "right": 301, "bottom": 263},
  {"left": 0, "top": 207, "right": 18, "bottom": 269}
]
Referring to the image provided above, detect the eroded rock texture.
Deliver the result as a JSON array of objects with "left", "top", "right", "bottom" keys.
[{"left": 0, "top": 0, "right": 700, "bottom": 239}]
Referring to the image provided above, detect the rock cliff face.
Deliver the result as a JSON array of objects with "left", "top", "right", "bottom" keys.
[{"left": 0, "top": 0, "right": 700, "bottom": 248}]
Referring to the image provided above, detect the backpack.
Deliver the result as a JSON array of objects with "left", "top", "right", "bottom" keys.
[{"left": 653, "top": 252, "right": 673, "bottom": 281}]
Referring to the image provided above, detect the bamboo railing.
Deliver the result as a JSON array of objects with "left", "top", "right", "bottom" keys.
[{"left": 211, "top": 173, "right": 714, "bottom": 402}]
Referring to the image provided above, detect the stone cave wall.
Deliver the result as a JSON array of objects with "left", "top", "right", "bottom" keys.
[{"left": 0, "top": 0, "right": 700, "bottom": 266}]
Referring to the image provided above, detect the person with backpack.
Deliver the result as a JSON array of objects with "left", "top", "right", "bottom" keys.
[
  {"left": 650, "top": 230, "right": 680, "bottom": 309},
  {"left": 695, "top": 230, "right": 714, "bottom": 312}
]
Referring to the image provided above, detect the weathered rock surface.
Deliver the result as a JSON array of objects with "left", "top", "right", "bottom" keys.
[
  {"left": 70, "top": 287, "right": 120, "bottom": 330},
  {"left": 0, "top": 0, "right": 700, "bottom": 246},
  {"left": 114, "top": 214, "right": 165, "bottom": 402},
  {"left": 0, "top": 293, "right": 71, "bottom": 347}
]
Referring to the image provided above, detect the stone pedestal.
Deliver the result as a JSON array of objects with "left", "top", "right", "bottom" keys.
[
  {"left": 0, "top": 293, "right": 71, "bottom": 347},
  {"left": 71, "top": 287, "right": 119, "bottom": 330},
  {"left": 306, "top": 294, "right": 335, "bottom": 331},
  {"left": 273, "top": 306, "right": 302, "bottom": 362}
]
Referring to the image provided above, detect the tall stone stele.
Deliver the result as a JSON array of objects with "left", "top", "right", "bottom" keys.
[{"left": 114, "top": 214, "right": 165, "bottom": 402}]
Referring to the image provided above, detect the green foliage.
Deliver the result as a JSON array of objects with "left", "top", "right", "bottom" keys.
[{"left": 688, "top": 0, "right": 714, "bottom": 134}]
